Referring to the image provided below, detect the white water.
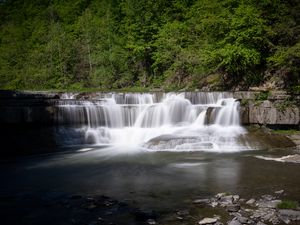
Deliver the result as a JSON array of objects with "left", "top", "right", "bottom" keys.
[{"left": 56, "top": 92, "right": 249, "bottom": 152}]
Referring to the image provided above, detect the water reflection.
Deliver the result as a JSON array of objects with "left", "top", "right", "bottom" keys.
[{"left": 1, "top": 146, "right": 299, "bottom": 210}]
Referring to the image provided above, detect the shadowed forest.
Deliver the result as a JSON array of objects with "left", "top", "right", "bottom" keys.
[{"left": 1, "top": 0, "right": 300, "bottom": 91}]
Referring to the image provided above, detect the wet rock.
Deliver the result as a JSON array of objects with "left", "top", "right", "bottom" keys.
[
  {"left": 216, "top": 193, "right": 228, "bottom": 199},
  {"left": 261, "top": 195, "right": 275, "bottom": 201},
  {"left": 220, "top": 195, "right": 234, "bottom": 204},
  {"left": 70, "top": 195, "right": 82, "bottom": 200},
  {"left": 103, "top": 200, "right": 114, "bottom": 207},
  {"left": 226, "top": 204, "right": 240, "bottom": 212},
  {"left": 86, "top": 197, "right": 95, "bottom": 202},
  {"left": 229, "top": 212, "right": 242, "bottom": 217},
  {"left": 199, "top": 217, "right": 218, "bottom": 224},
  {"left": 194, "top": 199, "right": 211, "bottom": 205},
  {"left": 176, "top": 209, "right": 189, "bottom": 216},
  {"left": 278, "top": 215, "right": 291, "bottom": 224},
  {"left": 274, "top": 190, "right": 284, "bottom": 195},
  {"left": 88, "top": 221, "right": 99, "bottom": 225},
  {"left": 244, "top": 208, "right": 254, "bottom": 213},
  {"left": 176, "top": 216, "right": 183, "bottom": 220},
  {"left": 85, "top": 203, "right": 97, "bottom": 210},
  {"left": 147, "top": 219, "right": 157, "bottom": 225},
  {"left": 227, "top": 218, "right": 241, "bottom": 225},
  {"left": 238, "top": 198, "right": 246, "bottom": 203},
  {"left": 256, "top": 222, "right": 267, "bottom": 225},
  {"left": 215, "top": 223, "right": 224, "bottom": 225},
  {"left": 236, "top": 216, "right": 249, "bottom": 224},
  {"left": 246, "top": 199, "right": 256, "bottom": 205},
  {"left": 210, "top": 201, "right": 218, "bottom": 208},
  {"left": 261, "top": 211, "right": 277, "bottom": 222},
  {"left": 256, "top": 199, "right": 281, "bottom": 208},
  {"left": 279, "top": 209, "right": 300, "bottom": 221},
  {"left": 269, "top": 215, "right": 281, "bottom": 224},
  {"left": 133, "top": 209, "right": 158, "bottom": 221},
  {"left": 232, "top": 195, "right": 240, "bottom": 203}
]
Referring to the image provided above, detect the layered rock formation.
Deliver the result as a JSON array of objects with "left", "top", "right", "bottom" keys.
[{"left": 234, "top": 91, "right": 300, "bottom": 128}]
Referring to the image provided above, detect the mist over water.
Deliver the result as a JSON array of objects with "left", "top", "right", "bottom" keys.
[{"left": 55, "top": 92, "right": 249, "bottom": 152}]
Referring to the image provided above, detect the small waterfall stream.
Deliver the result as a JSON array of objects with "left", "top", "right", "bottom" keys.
[{"left": 55, "top": 92, "right": 248, "bottom": 152}]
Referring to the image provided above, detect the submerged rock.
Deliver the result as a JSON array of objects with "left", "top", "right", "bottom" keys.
[
  {"left": 199, "top": 217, "right": 218, "bottom": 224},
  {"left": 147, "top": 219, "right": 157, "bottom": 225},
  {"left": 176, "top": 209, "right": 189, "bottom": 216}
]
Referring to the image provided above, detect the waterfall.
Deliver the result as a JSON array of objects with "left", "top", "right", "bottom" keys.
[{"left": 55, "top": 92, "right": 248, "bottom": 152}]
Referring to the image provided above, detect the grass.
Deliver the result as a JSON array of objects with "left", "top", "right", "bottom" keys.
[{"left": 277, "top": 200, "right": 299, "bottom": 209}]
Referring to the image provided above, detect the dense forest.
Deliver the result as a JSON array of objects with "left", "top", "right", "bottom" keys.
[{"left": 0, "top": 0, "right": 300, "bottom": 91}]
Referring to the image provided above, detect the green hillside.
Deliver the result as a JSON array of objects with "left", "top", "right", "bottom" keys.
[{"left": 1, "top": 0, "right": 299, "bottom": 91}]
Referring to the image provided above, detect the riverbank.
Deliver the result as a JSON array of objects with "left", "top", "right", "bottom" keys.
[{"left": 2, "top": 190, "right": 300, "bottom": 225}]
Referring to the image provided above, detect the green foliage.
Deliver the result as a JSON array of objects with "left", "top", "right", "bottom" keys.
[
  {"left": 255, "top": 91, "right": 270, "bottom": 101},
  {"left": 275, "top": 99, "right": 298, "bottom": 112},
  {"left": 277, "top": 200, "right": 299, "bottom": 209},
  {"left": 240, "top": 99, "right": 249, "bottom": 107},
  {"left": 0, "top": 0, "right": 299, "bottom": 90}
]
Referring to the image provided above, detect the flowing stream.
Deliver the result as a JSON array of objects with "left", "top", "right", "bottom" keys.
[
  {"left": 56, "top": 92, "right": 248, "bottom": 152},
  {"left": 1, "top": 92, "right": 300, "bottom": 225}
]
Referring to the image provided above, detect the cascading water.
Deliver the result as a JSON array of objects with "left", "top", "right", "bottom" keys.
[{"left": 55, "top": 92, "right": 249, "bottom": 152}]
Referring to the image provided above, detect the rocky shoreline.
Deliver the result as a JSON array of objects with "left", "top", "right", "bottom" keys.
[
  {"left": 191, "top": 191, "right": 300, "bottom": 225},
  {"left": 3, "top": 191, "right": 299, "bottom": 225}
]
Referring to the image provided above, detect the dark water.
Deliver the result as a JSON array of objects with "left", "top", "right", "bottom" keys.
[{"left": 1, "top": 146, "right": 299, "bottom": 212}]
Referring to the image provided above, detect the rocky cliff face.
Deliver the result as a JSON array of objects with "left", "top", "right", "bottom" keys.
[{"left": 234, "top": 91, "right": 300, "bottom": 128}]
